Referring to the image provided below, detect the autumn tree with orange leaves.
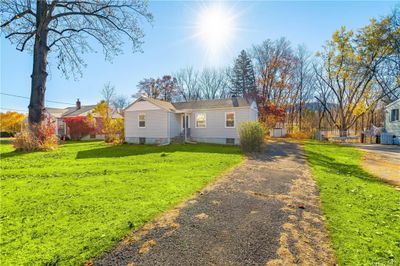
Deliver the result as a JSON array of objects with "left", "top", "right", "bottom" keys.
[{"left": 0, "top": 112, "right": 26, "bottom": 133}]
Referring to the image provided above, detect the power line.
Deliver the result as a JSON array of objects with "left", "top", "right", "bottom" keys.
[{"left": 0, "top": 92, "right": 75, "bottom": 105}]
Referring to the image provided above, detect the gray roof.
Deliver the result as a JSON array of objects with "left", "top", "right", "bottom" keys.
[
  {"left": 385, "top": 98, "right": 400, "bottom": 109},
  {"left": 44, "top": 105, "right": 123, "bottom": 118},
  {"left": 144, "top": 97, "right": 176, "bottom": 111},
  {"left": 45, "top": 105, "right": 96, "bottom": 117},
  {"left": 172, "top": 97, "right": 252, "bottom": 110},
  {"left": 63, "top": 105, "right": 97, "bottom": 116}
]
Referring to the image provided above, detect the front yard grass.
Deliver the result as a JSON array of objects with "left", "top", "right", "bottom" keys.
[
  {"left": 0, "top": 141, "right": 243, "bottom": 265},
  {"left": 304, "top": 141, "right": 400, "bottom": 265}
]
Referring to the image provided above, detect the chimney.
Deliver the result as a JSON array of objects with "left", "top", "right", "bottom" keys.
[
  {"left": 231, "top": 94, "right": 239, "bottom": 107},
  {"left": 76, "top": 98, "right": 81, "bottom": 109}
]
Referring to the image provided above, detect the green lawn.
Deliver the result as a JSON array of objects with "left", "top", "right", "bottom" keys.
[
  {"left": 304, "top": 141, "right": 400, "bottom": 265},
  {"left": 0, "top": 141, "right": 243, "bottom": 265}
]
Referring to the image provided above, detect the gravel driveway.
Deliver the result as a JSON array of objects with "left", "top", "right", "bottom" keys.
[
  {"left": 350, "top": 144, "right": 400, "bottom": 187},
  {"left": 95, "top": 141, "right": 335, "bottom": 265}
]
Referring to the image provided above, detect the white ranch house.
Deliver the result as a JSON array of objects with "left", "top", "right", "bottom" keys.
[
  {"left": 383, "top": 98, "right": 400, "bottom": 145},
  {"left": 124, "top": 96, "right": 258, "bottom": 145}
]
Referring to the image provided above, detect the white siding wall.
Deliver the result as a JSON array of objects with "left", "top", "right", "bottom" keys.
[
  {"left": 169, "top": 113, "right": 181, "bottom": 138},
  {"left": 124, "top": 99, "right": 258, "bottom": 145},
  {"left": 189, "top": 107, "right": 255, "bottom": 141},
  {"left": 385, "top": 100, "right": 400, "bottom": 136},
  {"left": 249, "top": 101, "right": 258, "bottom": 121},
  {"left": 125, "top": 109, "right": 169, "bottom": 139}
]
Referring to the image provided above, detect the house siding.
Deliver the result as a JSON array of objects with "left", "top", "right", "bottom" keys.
[
  {"left": 249, "top": 101, "right": 258, "bottom": 121},
  {"left": 169, "top": 113, "right": 181, "bottom": 138},
  {"left": 189, "top": 107, "right": 256, "bottom": 144},
  {"left": 124, "top": 98, "right": 258, "bottom": 145},
  {"left": 125, "top": 109, "right": 169, "bottom": 144},
  {"left": 384, "top": 100, "right": 400, "bottom": 142}
]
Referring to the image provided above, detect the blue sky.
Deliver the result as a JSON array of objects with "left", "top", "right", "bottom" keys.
[{"left": 0, "top": 1, "right": 397, "bottom": 112}]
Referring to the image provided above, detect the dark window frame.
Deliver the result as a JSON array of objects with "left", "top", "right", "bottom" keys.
[
  {"left": 226, "top": 138, "right": 235, "bottom": 145},
  {"left": 391, "top": 109, "right": 399, "bottom": 122}
]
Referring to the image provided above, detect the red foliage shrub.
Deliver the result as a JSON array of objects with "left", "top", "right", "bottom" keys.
[
  {"left": 13, "top": 116, "right": 58, "bottom": 151},
  {"left": 258, "top": 101, "right": 286, "bottom": 129},
  {"left": 63, "top": 116, "right": 96, "bottom": 140}
]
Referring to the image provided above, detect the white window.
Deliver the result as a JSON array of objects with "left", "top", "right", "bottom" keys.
[
  {"left": 225, "top": 112, "right": 235, "bottom": 128},
  {"left": 195, "top": 113, "right": 206, "bottom": 128},
  {"left": 138, "top": 113, "right": 146, "bottom": 128}
]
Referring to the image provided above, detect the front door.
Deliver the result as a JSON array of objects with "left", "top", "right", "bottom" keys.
[{"left": 181, "top": 114, "right": 190, "bottom": 130}]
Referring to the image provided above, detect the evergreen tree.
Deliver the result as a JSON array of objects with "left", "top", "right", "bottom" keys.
[{"left": 230, "top": 50, "right": 257, "bottom": 97}]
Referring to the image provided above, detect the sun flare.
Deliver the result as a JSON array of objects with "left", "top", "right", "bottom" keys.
[{"left": 196, "top": 5, "right": 236, "bottom": 56}]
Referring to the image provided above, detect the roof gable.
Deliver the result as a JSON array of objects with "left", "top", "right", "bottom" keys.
[
  {"left": 125, "top": 97, "right": 176, "bottom": 112},
  {"left": 385, "top": 98, "right": 400, "bottom": 109},
  {"left": 125, "top": 99, "right": 161, "bottom": 111}
]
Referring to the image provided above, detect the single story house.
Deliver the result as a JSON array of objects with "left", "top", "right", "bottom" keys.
[
  {"left": 383, "top": 98, "right": 400, "bottom": 144},
  {"left": 46, "top": 99, "right": 120, "bottom": 140},
  {"left": 124, "top": 96, "right": 258, "bottom": 145}
]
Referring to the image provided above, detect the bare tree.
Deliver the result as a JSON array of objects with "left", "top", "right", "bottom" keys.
[
  {"left": 252, "top": 38, "right": 296, "bottom": 107},
  {"left": 101, "top": 82, "right": 116, "bottom": 106},
  {"left": 135, "top": 75, "right": 178, "bottom": 101},
  {"left": 174, "top": 66, "right": 200, "bottom": 102},
  {"left": 113, "top": 95, "right": 129, "bottom": 115},
  {"left": 292, "top": 45, "right": 314, "bottom": 130},
  {"left": 313, "top": 63, "right": 336, "bottom": 130},
  {"left": 135, "top": 78, "right": 159, "bottom": 99},
  {"left": 1, "top": 0, "right": 152, "bottom": 130},
  {"left": 371, "top": 7, "right": 400, "bottom": 102},
  {"left": 198, "top": 68, "right": 229, "bottom": 100}
]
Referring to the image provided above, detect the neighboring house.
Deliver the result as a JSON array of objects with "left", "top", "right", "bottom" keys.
[
  {"left": 383, "top": 98, "right": 400, "bottom": 144},
  {"left": 124, "top": 96, "right": 258, "bottom": 145},
  {"left": 46, "top": 99, "right": 120, "bottom": 140}
]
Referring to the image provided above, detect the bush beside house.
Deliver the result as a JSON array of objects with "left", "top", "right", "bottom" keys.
[
  {"left": 238, "top": 121, "right": 264, "bottom": 152},
  {"left": 13, "top": 117, "right": 58, "bottom": 151}
]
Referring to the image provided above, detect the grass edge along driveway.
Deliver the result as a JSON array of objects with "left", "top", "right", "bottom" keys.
[
  {"left": 304, "top": 141, "right": 400, "bottom": 265},
  {"left": 0, "top": 141, "right": 243, "bottom": 265}
]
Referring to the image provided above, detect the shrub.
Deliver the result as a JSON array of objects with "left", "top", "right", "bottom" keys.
[
  {"left": 64, "top": 116, "right": 96, "bottom": 140},
  {"left": 238, "top": 121, "right": 265, "bottom": 152},
  {"left": 13, "top": 130, "right": 38, "bottom": 151},
  {"left": 13, "top": 118, "right": 58, "bottom": 151},
  {"left": 287, "top": 131, "right": 313, "bottom": 139},
  {"left": 91, "top": 101, "right": 124, "bottom": 144}
]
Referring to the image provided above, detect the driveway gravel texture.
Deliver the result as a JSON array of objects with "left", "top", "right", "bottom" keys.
[
  {"left": 350, "top": 144, "right": 400, "bottom": 188},
  {"left": 94, "top": 141, "right": 335, "bottom": 266}
]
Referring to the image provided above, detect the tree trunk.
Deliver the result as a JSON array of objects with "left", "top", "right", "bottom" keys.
[
  {"left": 298, "top": 81, "right": 303, "bottom": 131},
  {"left": 28, "top": 1, "right": 49, "bottom": 127},
  {"left": 339, "top": 123, "right": 348, "bottom": 137}
]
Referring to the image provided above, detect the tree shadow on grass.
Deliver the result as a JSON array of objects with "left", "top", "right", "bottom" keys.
[
  {"left": 75, "top": 143, "right": 242, "bottom": 159},
  {"left": 1, "top": 149, "right": 37, "bottom": 159},
  {"left": 306, "top": 149, "right": 384, "bottom": 185}
]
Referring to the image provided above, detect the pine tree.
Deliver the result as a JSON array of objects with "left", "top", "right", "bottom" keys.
[{"left": 230, "top": 50, "right": 257, "bottom": 97}]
